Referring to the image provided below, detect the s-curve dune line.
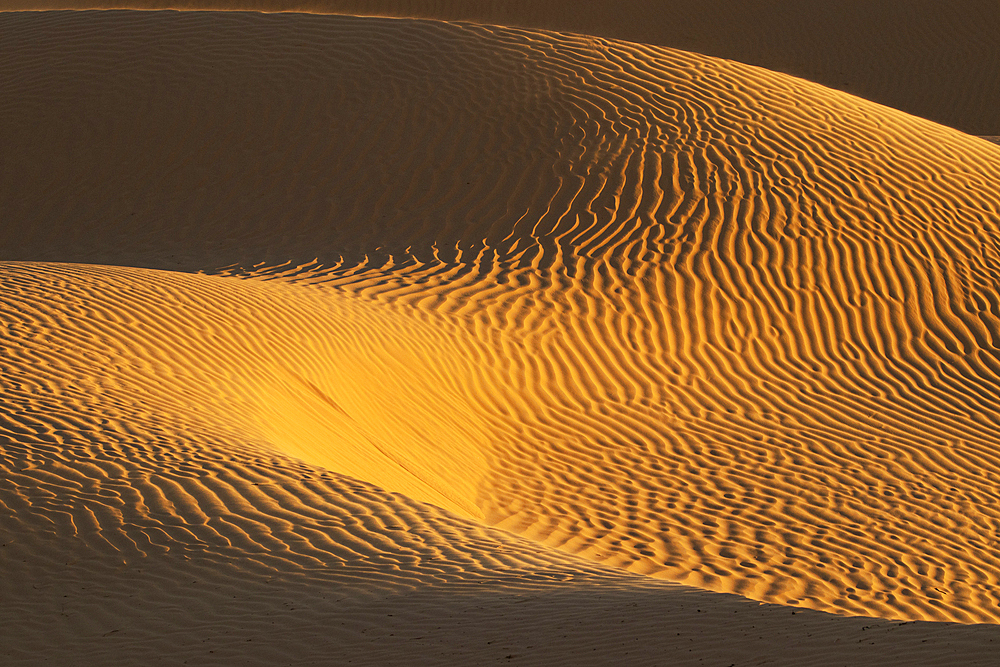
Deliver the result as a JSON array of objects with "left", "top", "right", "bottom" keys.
[{"left": 3, "top": 7, "right": 1000, "bottom": 665}]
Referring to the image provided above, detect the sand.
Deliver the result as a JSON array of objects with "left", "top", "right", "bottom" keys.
[
  {"left": 2, "top": 6, "right": 1000, "bottom": 666},
  {"left": 4, "top": 1, "right": 1000, "bottom": 135}
]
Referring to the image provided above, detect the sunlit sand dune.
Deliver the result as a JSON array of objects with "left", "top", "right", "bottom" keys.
[
  {"left": 9, "top": 263, "right": 998, "bottom": 665},
  {"left": 5, "top": 0, "right": 999, "bottom": 134},
  {"left": 3, "top": 8, "right": 1000, "bottom": 665}
]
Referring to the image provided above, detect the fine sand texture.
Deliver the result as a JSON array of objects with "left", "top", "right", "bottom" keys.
[
  {"left": 4, "top": 1, "right": 1000, "bottom": 134},
  {"left": 3, "top": 8, "right": 1000, "bottom": 666}
]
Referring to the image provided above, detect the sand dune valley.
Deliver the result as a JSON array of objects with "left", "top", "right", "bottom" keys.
[{"left": 3, "top": 2, "right": 1000, "bottom": 665}]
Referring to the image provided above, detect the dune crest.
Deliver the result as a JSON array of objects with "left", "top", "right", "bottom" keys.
[
  {"left": 3, "top": 1, "right": 999, "bottom": 134},
  {"left": 4, "top": 9, "right": 1000, "bottom": 663}
]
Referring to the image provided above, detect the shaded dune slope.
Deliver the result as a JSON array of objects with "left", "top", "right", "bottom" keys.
[
  {"left": 4, "top": 1, "right": 999, "bottom": 134},
  {"left": 4, "top": 9, "right": 1000, "bottom": 662}
]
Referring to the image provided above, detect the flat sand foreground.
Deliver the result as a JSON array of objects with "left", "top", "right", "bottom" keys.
[{"left": 2, "top": 7, "right": 1000, "bottom": 666}]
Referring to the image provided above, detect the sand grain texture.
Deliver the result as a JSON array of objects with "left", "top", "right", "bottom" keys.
[{"left": 3, "top": 8, "right": 1000, "bottom": 665}]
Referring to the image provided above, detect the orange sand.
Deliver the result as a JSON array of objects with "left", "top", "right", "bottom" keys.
[
  {"left": 2, "top": 6, "right": 1000, "bottom": 666},
  {"left": 4, "top": 1, "right": 1000, "bottom": 134}
]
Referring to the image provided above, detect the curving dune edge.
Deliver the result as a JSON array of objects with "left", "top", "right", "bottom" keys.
[
  {"left": 5, "top": 0, "right": 1000, "bottom": 135},
  {"left": 3, "top": 7, "right": 1000, "bottom": 666}
]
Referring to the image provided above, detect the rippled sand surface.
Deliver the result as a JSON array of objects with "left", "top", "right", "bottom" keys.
[
  {"left": 7, "top": 0, "right": 1000, "bottom": 134},
  {"left": 3, "top": 7, "right": 1000, "bottom": 666}
]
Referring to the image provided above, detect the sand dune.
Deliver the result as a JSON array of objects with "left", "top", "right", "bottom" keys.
[
  {"left": 4, "top": 7, "right": 1000, "bottom": 665},
  {"left": 8, "top": 264, "right": 998, "bottom": 665},
  {"left": 4, "top": 1, "right": 999, "bottom": 134}
]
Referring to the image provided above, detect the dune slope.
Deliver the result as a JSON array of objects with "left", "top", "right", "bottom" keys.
[
  {"left": 4, "top": 1, "right": 999, "bottom": 134},
  {"left": 8, "top": 261, "right": 999, "bottom": 666},
  {"left": 4, "top": 8, "right": 1000, "bottom": 664}
]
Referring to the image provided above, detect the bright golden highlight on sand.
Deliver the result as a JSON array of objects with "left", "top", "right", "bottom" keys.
[{"left": 2, "top": 4, "right": 1000, "bottom": 665}]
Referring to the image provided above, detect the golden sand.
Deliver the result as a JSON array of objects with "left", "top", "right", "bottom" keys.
[
  {"left": 5, "top": 1, "right": 1000, "bottom": 134},
  {"left": 2, "top": 7, "right": 1000, "bottom": 666}
]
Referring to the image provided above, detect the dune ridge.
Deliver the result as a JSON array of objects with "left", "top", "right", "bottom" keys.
[
  {"left": 4, "top": 7, "right": 1000, "bottom": 664},
  {"left": 3, "top": 1, "right": 999, "bottom": 135}
]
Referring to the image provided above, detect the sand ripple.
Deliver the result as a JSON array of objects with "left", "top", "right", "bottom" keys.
[{"left": 4, "top": 9, "right": 1000, "bottom": 662}]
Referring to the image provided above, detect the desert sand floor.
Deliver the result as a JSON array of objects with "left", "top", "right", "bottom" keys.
[{"left": 2, "top": 7, "right": 1000, "bottom": 666}]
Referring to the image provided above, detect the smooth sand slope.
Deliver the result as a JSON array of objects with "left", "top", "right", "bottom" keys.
[
  {"left": 3, "top": 8, "right": 1000, "bottom": 665},
  {"left": 4, "top": 1, "right": 1000, "bottom": 135}
]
